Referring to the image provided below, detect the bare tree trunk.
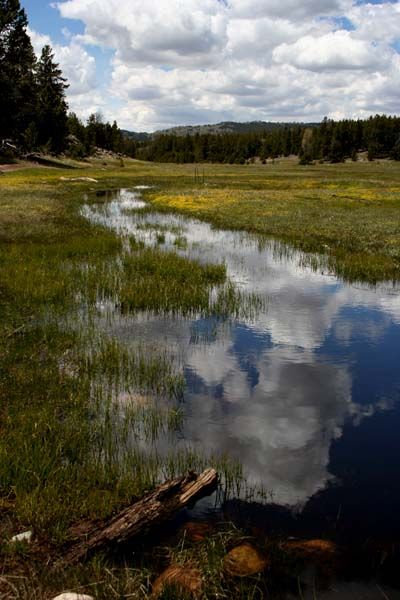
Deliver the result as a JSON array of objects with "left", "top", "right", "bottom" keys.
[{"left": 57, "top": 468, "right": 218, "bottom": 568}]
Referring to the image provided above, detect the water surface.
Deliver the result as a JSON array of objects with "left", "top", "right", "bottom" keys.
[{"left": 83, "top": 189, "right": 400, "bottom": 542}]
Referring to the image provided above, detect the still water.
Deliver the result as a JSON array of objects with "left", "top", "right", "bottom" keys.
[{"left": 83, "top": 189, "right": 400, "bottom": 543}]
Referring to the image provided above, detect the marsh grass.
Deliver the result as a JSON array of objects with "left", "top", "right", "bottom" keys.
[
  {"left": 173, "top": 234, "right": 188, "bottom": 250},
  {"left": 0, "top": 163, "right": 252, "bottom": 548},
  {"left": 2, "top": 158, "right": 399, "bottom": 597},
  {"left": 143, "top": 161, "right": 400, "bottom": 284},
  {"left": 135, "top": 222, "right": 185, "bottom": 236},
  {"left": 119, "top": 244, "right": 226, "bottom": 316},
  {"left": 0, "top": 560, "right": 152, "bottom": 600}
]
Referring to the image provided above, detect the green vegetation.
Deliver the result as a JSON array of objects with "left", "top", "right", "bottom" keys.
[
  {"left": 119, "top": 245, "right": 226, "bottom": 315},
  {"left": 1, "top": 157, "right": 400, "bottom": 596},
  {"left": 136, "top": 114, "right": 400, "bottom": 164},
  {"left": 0, "top": 161, "right": 246, "bottom": 543},
  {"left": 145, "top": 159, "right": 400, "bottom": 283},
  {"left": 0, "top": 0, "right": 68, "bottom": 153}
]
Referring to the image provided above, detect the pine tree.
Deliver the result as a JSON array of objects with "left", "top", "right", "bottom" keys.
[
  {"left": 36, "top": 44, "right": 68, "bottom": 152},
  {"left": 0, "top": 0, "right": 37, "bottom": 141}
]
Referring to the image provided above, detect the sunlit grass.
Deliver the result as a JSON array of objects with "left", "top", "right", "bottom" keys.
[{"left": 143, "top": 161, "right": 400, "bottom": 283}]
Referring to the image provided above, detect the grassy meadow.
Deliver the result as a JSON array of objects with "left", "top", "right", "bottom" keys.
[
  {"left": 143, "top": 159, "right": 400, "bottom": 284},
  {"left": 1, "top": 156, "right": 400, "bottom": 597}
]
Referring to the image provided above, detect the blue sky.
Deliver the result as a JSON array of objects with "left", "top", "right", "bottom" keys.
[
  {"left": 22, "top": 0, "right": 83, "bottom": 41},
  {"left": 21, "top": 0, "right": 400, "bottom": 131}
]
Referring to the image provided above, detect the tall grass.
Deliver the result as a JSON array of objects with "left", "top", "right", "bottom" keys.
[{"left": 0, "top": 166, "right": 253, "bottom": 547}]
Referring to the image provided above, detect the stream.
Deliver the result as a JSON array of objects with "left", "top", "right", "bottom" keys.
[{"left": 82, "top": 188, "right": 400, "bottom": 546}]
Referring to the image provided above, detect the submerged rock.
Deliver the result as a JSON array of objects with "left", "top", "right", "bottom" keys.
[
  {"left": 282, "top": 538, "right": 337, "bottom": 558},
  {"left": 11, "top": 530, "right": 33, "bottom": 544},
  {"left": 281, "top": 539, "right": 339, "bottom": 575},
  {"left": 115, "top": 391, "right": 153, "bottom": 408},
  {"left": 152, "top": 563, "right": 202, "bottom": 598},
  {"left": 181, "top": 521, "right": 214, "bottom": 542},
  {"left": 224, "top": 543, "right": 268, "bottom": 577}
]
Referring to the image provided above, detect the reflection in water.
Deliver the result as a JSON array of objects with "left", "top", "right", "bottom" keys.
[{"left": 83, "top": 189, "right": 400, "bottom": 536}]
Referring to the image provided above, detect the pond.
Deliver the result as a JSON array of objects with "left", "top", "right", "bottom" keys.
[{"left": 83, "top": 188, "right": 400, "bottom": 544}]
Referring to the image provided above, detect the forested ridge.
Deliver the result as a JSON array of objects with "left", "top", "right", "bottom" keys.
[
  {"left": 136, "top": 116, "right": 400, "bottom": 164},
  {"left": 1, "top": 0, "right": 399, "bottom": 164}
]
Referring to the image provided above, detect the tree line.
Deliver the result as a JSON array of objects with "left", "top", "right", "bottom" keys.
[{"left": 137, "top": 115, "right": 400, "bottom": 164}]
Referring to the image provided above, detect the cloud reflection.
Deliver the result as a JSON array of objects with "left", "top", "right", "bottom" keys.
[{"left": 84, "top": 191, "right": 400, "bottom": 507}]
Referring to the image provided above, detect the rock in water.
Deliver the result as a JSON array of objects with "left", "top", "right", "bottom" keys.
[
  {"left": 224, "top": 543, "right": 268, "bottom": 577},
  {"left": 280, "top": 538, "right": 338, "bottom": 572},
  {"left": 52, "top": 594, "right": 94, "bottom": 600},
  {"left": 152, "top": 564, "right": 203, "bottom": 598},
  {"left": 282, "top": 539, "right": 337, "bottom": 558}
]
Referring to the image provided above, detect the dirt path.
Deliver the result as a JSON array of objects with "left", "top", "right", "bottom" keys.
[{"left": 0, "top": 161, "right": 41, "bottom": 173}]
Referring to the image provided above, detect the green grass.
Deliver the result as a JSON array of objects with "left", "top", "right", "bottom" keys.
[
  {"left": 119, "top": 243, "right": 226, "bottom": 315},
  {"left": 143, "top": 159, "right": 400, "bottom": 284},
  {"left": 0, "top": 161, "right": 248, "bottom": 539}
]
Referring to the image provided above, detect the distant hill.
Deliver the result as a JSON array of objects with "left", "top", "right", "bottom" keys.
[
  {"left": 121, "top": 130, "right": 152, "bottom": 142},
  {"left": 156, "top": 121, "right": 317, "bottom": 136},
  {"left": 123, "top": 121, "right": 318, "bottom": 140}
]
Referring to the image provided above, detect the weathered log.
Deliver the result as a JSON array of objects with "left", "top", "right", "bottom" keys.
[{"left": 57, "top": 468, "right": 218, "bottom": 568}]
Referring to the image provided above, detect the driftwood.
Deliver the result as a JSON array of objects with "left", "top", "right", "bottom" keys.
[{"left": 57, "top": 468, "right": 218, "bottom": 568}]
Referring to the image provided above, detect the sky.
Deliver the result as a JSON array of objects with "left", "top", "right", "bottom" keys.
[{"left": 21, "top": 0, "right": 400, "bottom": 131}]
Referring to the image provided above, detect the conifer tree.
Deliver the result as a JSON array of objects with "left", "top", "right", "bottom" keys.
[
  {"left": 35, "top": 44, "right": 68, "bottom": 152},
  {"left": 0, "top": 0, "right": 37, "bottom": 140}
]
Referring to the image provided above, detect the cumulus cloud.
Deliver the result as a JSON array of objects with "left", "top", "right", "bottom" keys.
[
  {"left": 229, "top": 0, "right": 353, "bottom": 20},
  {"left": 349, "top": 1, "right": 400, "bottom": 43},
  {"left": 272, "top": 31, "right": 387, "bottom": 71},
  {"left": 57, "top": 0, "right": 228, "bottom": 66},
  {"left": 50, "top": 0, "right": 400, "bottom": 130}
]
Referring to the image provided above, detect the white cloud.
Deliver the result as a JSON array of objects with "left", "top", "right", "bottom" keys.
[
  {"left": 228, "top": 0, "right": 353, "bottom": 20},
  {"left": 48, "top": 0, "right": 400, "bottom": 130},
  {"left": 349, "top": 2, "right": 400, "bottom": 43},
  {"left": 272, "top": 31, "right": 387, "bottom": 72}
]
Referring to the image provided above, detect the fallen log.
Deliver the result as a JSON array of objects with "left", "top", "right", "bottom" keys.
[{"left": 57, "top": 468, "right": 218, "bottom": 568}]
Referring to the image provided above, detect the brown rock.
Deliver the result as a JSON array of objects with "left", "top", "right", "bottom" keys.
[
  {"left": 182, "top": 521, "right": 214, "bottom": 542},
  {"left": 152, "top": 563, "right": 203, "bottom": 598},
  {"left": 281, "top": 539, "right": 339, "bottom": 575},
  {"left": 282, "top": 539, "right": 337, "bottom": 558},
  {"left": 224, "top": 543, "right": 268, "bottom": 577}
]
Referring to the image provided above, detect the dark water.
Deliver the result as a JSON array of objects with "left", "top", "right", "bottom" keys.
[{"left": 83, "top": 189, "right": 400, "bottom": 546}]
